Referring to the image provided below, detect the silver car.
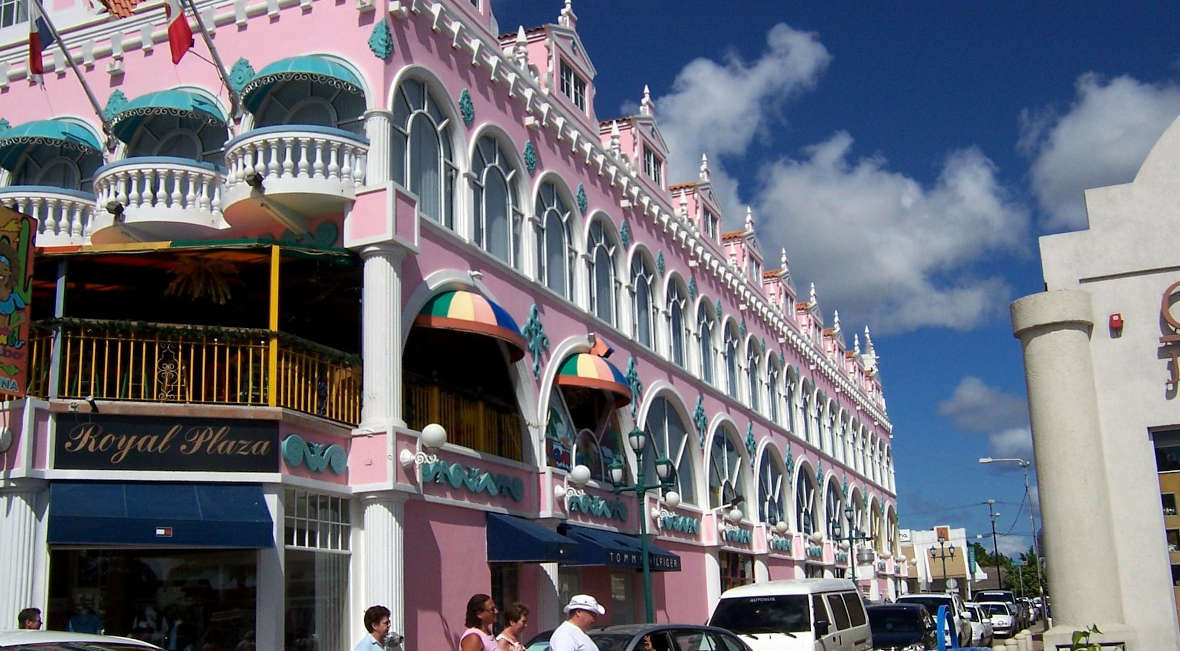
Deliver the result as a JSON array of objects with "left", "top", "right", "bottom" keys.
[{"left": 0, "top": 630, "right": 164, "bottom": 650}]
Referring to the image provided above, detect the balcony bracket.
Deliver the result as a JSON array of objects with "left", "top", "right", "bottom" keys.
[{"left": 255, "top": 192, "right": 310, "bottom": 235}]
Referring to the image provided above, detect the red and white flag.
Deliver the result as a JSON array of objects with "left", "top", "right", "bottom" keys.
[
  {"left": 164, "top": 0, "right": 193, "bottom": 64},
  {"left": 27, "top": 0, "right": 57, "bottom": 75}
]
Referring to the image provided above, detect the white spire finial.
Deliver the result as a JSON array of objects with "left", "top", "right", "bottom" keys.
[
  {"left": 699, "top": 153, "right": 710, "bottom": 181},
  {"left": 780, "top": 247, "right": 788, "bottom": 270},
  {"left": 558, "top": 0, "right": 577, "bottom": 29},
  {"left": 864, "top": 326, "right": 876, "bottom": 355},
  {"left": 514, "top": 26, "right": 528, "bottom": 67},
  {"left": 809, "top": 282, "right": 817, "bottom": 307},
  {"left": 609, "top": 121, "right": 621, "bottom": 156},
  {"left": 832, "top": 310, "right": 841, "bottom": 334},
  {"left": 854, "top": 334, "right": 861, "bottom": 354},
  {"left": 640, "top": 84, "right": 653, "bottom": 116},
  {"left": 744, "top": 206, "right": 754, "bottom": 232}
]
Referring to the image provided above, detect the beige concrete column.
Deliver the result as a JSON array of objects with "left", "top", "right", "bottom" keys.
[{"left": 1011, "top": 290, "right": 1134, "bottom": 648}]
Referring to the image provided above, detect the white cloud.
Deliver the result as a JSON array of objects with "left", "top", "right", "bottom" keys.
[
  {"left": 652, "top": 23, "right": 831, "bottom": 224},
  {"left": 989, "top": 427, "right": 1033, "bottom": 460},
  {"left": 1020, "top": 73, "right": 1180, "bottom": 231},
  {"left": 938, "top": 377, "right": 1029, "bottom": 433},
  {"left": 753, "top": 134, "right": 1030, "bottom": 333}
]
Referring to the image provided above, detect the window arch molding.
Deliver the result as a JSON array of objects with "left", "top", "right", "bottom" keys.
[
  {"left": 582, "top": 212, "right": 623, "bottom": 327},
  {"left": 720, "top": 317, "right": 742, "bottom": 400},
  {"left": 530, "top": 173, "right": 582, "bottom": 302},
  {"left": 705, "top": 417, "right": 751, "bottom": 521},
  {"left": 765, "top": 352, "right": 782, "bottom": 425},
  {"left": 793, "top": 459, "right": 818, "bottom": 535},
  {"left": 753, "top": 437, "right": 789, "bottom": 528},
  {"left": 783, "top": 365, "right": 800, "bottom": 435},
  {"left": 632, "top": 383, "right": 698, "bottom": 505},
  {"left": 743, "top": 335, "right": 762, "bottom": 413},
  {"left": 692, "top": 296, "right": 718, "bottom": 387},
  {"left": 467, "top": 125, "right": 526, "bottom": 267},
  {"left": 823, "top": 474, "right": 845, "bottom": 539},
  {"left": 625, "top": 243, "right": 660, "bottom": 350},
  {"left": 388, "top": 67, "right": 465, "bottom": 230},
  {"left": 662, "top": 271, "right": 691, "bottom": 368}
]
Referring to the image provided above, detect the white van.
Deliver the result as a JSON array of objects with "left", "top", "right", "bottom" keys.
[{"left": 707, "top": 578, "right": 872, "bottom": 651}]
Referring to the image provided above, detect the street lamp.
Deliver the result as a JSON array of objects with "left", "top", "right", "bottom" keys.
[
  {"left": 929, "top": 537, "right": 957, "bottom": 593},
  {"left": 980, "top": 457, "right": 1046, "bottom": 613},
  {"left": 831, "top": 504, "right": 875, "bottom": 587},
  {"left": 608, "top": 428, "right": 678, "bottom": 623}
]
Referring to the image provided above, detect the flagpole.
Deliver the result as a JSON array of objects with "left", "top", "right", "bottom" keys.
[
  {"left": 183, "top": 0, "right": 241, "bottom": 119},
  {"left": 30, "top": 0, "right": 115, "bottom": 148}
]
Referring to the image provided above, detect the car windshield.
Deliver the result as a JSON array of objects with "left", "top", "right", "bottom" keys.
[
  {"left": 982, "top": 603, "right": 1010, "bottom": 616},
  {"left": 868, "top": 609, "right": 924, "bottom": 633},
  {"left": 898, "top": 597, "right": 951, "bottom": 617},
  {"left": 709, "top": 595, "right": 811, "bottom": 634},
  {"left": 585, "top": 633, "right": 635, "bottom": 651}
]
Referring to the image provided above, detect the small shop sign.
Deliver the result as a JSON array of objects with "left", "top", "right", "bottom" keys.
[
  {"left": 421, "top": 459, "right": 525, "bottom": 502},
  {"left": 567, "top": 493, "right": 626, "bottom": 521}
]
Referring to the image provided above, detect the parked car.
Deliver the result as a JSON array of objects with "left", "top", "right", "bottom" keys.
[
  {"left": 0, "top": 630, "right": 163, "bottom": 650},
  {"left": 866, "top": 603, "right": 937, "bottom": 650},
  {"left": 962, "top": 603, "right": 995, "bottom": 647},
  {"left": 977, "top": 601, "right": 1016, "bottom": 638},
  {"left": 708, "top": 578, "right": 872, "bottom": 650},
  {"left": 524, "top": 623, "right": 752, "bottom": 651},
  {"left": 973, "top": 589, "right": 1022, "bottom": 630},
  {"left": 894, "top": 593, "right": 971, "bottom": 646}
]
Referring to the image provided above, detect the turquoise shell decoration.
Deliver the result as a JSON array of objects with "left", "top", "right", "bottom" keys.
[
  {"left": 459, "top": 89, "right": 475, "bottom": 126},
  {"left": 368, "top": 18, "right": 394, "bottom": 61},
  {"left": 524, "top": 140, "right": 537, "bottom": 175},
  {"left": 103, "top": 90, "right": 129, "bottom": 121},
  {"left": 228, "top": 58, "right": 255, "bottom": 94}
]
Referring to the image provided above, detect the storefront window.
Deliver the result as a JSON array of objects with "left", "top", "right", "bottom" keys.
[
  {"left": 719, "top": 551, "right": 752, "bottom": 592},
  {"left": 608, "top": 570, "right": 635, "bottom": 625},
  {"left": 490, "top": 564, "right": 519, "bottom": 632},
  {"left": 285, "top": 489, "right": 350, "bottom": 651},
  {"left": 48, "top": 548, "right": 256, "bottom": 649}
]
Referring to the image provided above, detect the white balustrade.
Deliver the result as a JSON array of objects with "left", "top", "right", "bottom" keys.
[
  {"left": 224, "top": 129, "right": 368, "bottom": 193},
  {"left": 93, "top": 158, "right": 225, "bottom": 222},
  {"left": 0, "top": 188, "right": 96, "bottom": 246}
]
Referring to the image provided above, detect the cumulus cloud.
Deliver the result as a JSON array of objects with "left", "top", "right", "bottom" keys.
[
  {"left": 1020, "top": 73, "right": 1180, "bottom": 231},
  {"left": 753, "top": 134, "right": 1030, "bottom": 333},
  {"left": 653, "top": 23, "right": 831, "bottom": 223},
  {"left": 938, "top": 377, "right": 1033, "bottom": 459}
]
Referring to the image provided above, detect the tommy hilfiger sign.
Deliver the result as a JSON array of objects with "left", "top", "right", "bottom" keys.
[{"left": 54, "top": 414, "right": 279, "bottom": 472}]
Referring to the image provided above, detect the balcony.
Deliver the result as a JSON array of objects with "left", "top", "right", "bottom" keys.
[
  {"left": 89, "top": 157, "right": 230, "bottom": 244},
  {"left": 0, "top": 186, "right": 96, "bottom": 247},
  {"left": 403, "top": 372, "right": 523, "bottom": 462},
  {"left": 221, "top": 126, "right": 368, "bottom": 230},
  {"left": 26, "top": 318, "right": 361, "bottom": 425}
]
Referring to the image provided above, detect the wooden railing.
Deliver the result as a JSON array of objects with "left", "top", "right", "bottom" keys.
[
  {"left": 403, "top": 372, "right": 523, "bottom": 461},
  {"left": 25, "top": 319, "right": 361, "bottom": 425}
]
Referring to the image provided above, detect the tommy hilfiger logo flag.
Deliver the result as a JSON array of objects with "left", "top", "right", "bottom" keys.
[
  {"left": 27, "top": 0, "right": 56, "bottom": 75},
  {"left": 164, "top": 0, "right": 193, "bottom": 64}
]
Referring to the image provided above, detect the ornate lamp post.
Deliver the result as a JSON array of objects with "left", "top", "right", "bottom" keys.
[
  {"left": 832, "top": 504, "right": 875, "bottom": 587},
  {"left": 929, "top": 538, "right": 957, "bottom": 592},
  {"left": 608, "top": 427, "right": 678, "bottom": 623}
]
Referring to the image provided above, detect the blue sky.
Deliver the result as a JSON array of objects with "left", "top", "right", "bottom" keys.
[{"left": 496, "top": 1, "right": 1180, "bottom": 556}]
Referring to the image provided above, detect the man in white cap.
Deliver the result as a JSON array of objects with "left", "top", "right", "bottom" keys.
[{"left": 548, "top": 594, "right": 604, "bottom": 651}]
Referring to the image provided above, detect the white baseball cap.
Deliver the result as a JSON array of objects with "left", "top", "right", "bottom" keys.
[{"left": 563, "top": 594, "right": 605, "bottom": 615}]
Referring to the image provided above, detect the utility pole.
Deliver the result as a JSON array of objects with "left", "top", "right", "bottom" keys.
[{"left": 987, "top": 499, "right": 1002, "bottom": 590}]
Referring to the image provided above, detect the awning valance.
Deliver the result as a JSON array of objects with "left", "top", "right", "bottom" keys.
[
  {"left": 242, "top": 55, "right": 364, "bottom": 113},
  {"left": 486, "top": 512, "right": 579, "bottom": 563},
  {"left": 555, "top": 353, "right": 631, "bottom": 407},
  {"left": 48, "top": 482, "right": 274, "bottom": 548},
  {"left": 559, "top": 523, "right": 681, "bottom": 572},
  {"left": 110, "top": 89, "right": 227, "bottom": 142},
  {"left": 414, "top": 290, "right": 525, "bottom": 361},
  {"left": 0, "top": 119, "right": 101, "bottom": 170}
]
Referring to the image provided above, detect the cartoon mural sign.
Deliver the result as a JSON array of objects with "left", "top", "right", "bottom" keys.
[{"left": 0, "top": 206, "right": 34, "bottom": 396}]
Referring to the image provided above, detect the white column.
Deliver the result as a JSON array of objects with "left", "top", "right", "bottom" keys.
[
  {"left": 0, "top": 489, "right": 43, "bottom": 627},
  {"left": 359, "top": 494, "right": 406, "bottom": 636},
  {"left": 753, "top": 557, "right": 769, "bottom": 583},
  {"left": 536, "top": 562, "right": 561, "bottom": 632},
  {"left": 256, "top": 485, "right": 284, "bottom": 650},
  {"left": 1011, "top": 290, "right": 1135, "bottom": 648},
  {"left": 358, "top": 244, "right": 406, "bottom": 431},
  {"left": 364, "top": 110, "right": 393, "bottom": 186}
]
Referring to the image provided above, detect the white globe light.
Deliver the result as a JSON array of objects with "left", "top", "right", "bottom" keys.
[
  {"left": 421, "top": 423, "right": 447, "bottom": 448},
  {"left": 728, "top": 507, "right": 743, "bottom": 523},
  {"left": 664, "top": 491, "right": 681, "bottom": 509},
  {"left": 775, "top": 521, "right": 788, "bottom": 534},
  {"left": 570, "top": 464, "right": 592, "bottom": 487}
]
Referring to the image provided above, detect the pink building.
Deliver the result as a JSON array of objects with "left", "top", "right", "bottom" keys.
[{"left": 0, "top": 0, "right": 902, "bottom": 648}]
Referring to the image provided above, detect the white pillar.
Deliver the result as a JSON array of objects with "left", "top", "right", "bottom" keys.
[
  {"left": 364, "top": 110, "right": 393, "bottom": 186},
  {"left": 753, "top": 557, "right": 769, "bottom": 583},
  {"left": 0, "top": 489, "right": 44, "bottom": 627},
  {"left": 536, "top": 562, "right": 561, "bottom": 632},
  {"left": 256, "top": 485, "right": 284, "bottom": 650},
  {"left": 358, "top": 244, "right": 405, "bottom": 431},
  {"left": 1011, "top": 290, "right": 1135, "bottom": 648},
  {"left": 359, "top": 494, "right": 406, "bottom": 636}
]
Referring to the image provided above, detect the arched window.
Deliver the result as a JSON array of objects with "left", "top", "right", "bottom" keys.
[
  {"left": 796, "top": 470, "right": 816, "bottom": 535},
  {"left": 536, "top": 182, "right": 574, "bottom": 298},
  {"left": 631, "top": 255, "right": 655, "bottom": 348},
  {"left": 392, "top": 78, "right": 456, "bottom": 228},
  {"left": 746, "top": 341, "right": 760, "bottom": 412},
  {"left": 255, "top": 79, "right": 365, "bottom": 133},
  {"left": 697, "top": 304, "right": 715, "bottom": 385},
  {"left": 641, "top": 396, "right": 694, "bottom": 503},
  {"left": 825, "top": 482, "right": 844, "bottom": 539},
  {"left": 786, "top": 373, "right": 797, "bottom": 433},
  {"left": 802, "top": 388, "right": 814, "bottom": 444},
  {"left": 757, "top": 454, "right": 787, "bottom": 528},
  {"left": 471, "top": 136, "right": 522, "bottom": 267},
  {"left": 708, "top": 427, "right": 746, "bottom": 517},
  {"left": 587, "top": 219, "right": 617, "bottom": 325},
  {"left": 724, "top": 323, "right": 740, "bottom": 399},
  {"left": 10, "top": 142, "right": 101, "bottom": 193},
  {"left": 666, "top": 281, "right": 688, "bottom": 368},
  {"left": 544, "top": 384, "right": 624, "bottom": 481},
  {"left": 127, "top": 115, "right": 227, "bottom": 164},
  {"left": 767, "top": 363, "right": 780, "bottom": 424}
]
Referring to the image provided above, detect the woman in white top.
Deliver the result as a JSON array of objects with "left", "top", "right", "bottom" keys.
[{"left": 495, "top": 602, "right": 529, "bottom": 651}]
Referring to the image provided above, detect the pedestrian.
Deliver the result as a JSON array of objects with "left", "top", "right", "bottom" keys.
[
  {"left": 355, "top": 604, "right": 391, "bottom": 651},
  {"left": 495, "top": 602, "right": 528, "bottom": 651},
  {"left": 548, "top": 594, "right": 604, "bottom": 651},
  {"left": 460, "top": 594, "right": 499, "bottom": 651},
  {"left": 17, "top": 607, "right": 41, "bottom": 630}
]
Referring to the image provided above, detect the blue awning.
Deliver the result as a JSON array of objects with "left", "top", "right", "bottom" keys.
[
  {"left": 109, "top": 89, "right": 227, "bottom": 142},
  {"left": 487, "top": 512, "right": 579, "bottom": 563},
  {"left": 0, "top": 119, "right": 102, "bottom": 170},
  {"left": 241, "top": 55, "right": 364, "bottom": 113},
  {"left": 559, "top": 523, "right": 681, "bottom": 572},
  {"left": 49, "top": 482, "right": 274, "bottom": 548}
]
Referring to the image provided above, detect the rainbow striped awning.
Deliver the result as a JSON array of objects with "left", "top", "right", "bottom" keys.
[
  {"left": 555, "top": 353, "right": 631, "bottom": 407},
  {"left": 414, "top": 290, "right": 525, "bottom": 361}
]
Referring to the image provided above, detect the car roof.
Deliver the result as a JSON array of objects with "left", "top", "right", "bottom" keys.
[
  {"left": 867, "top": 604, "right": 928, "bottom": 613},
  {"left": 718, "top": 578, "right": 857, "bottom": 598},
  {"left": 586, "top": 623, "right": 739, "bottom": 636},
  {"left": 0, "top": 630, "right": 163, "bottom": 648},
  {"left": 898, "top": 593, "right": 955, "bottom": 600}
]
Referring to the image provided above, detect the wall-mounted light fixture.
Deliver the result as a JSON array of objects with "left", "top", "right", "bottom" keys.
[
  {"left": 399, "top": 422, "right": 447, "bottom": 470},
  {"left": 554, "top": 464, "right": 591, "bottom": 507},
  {"left": 244, "top": 170, "right": 265, "bottom": 190},
  {"left": 105, "top": 200, "right": 125, "bottom": 222}
]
